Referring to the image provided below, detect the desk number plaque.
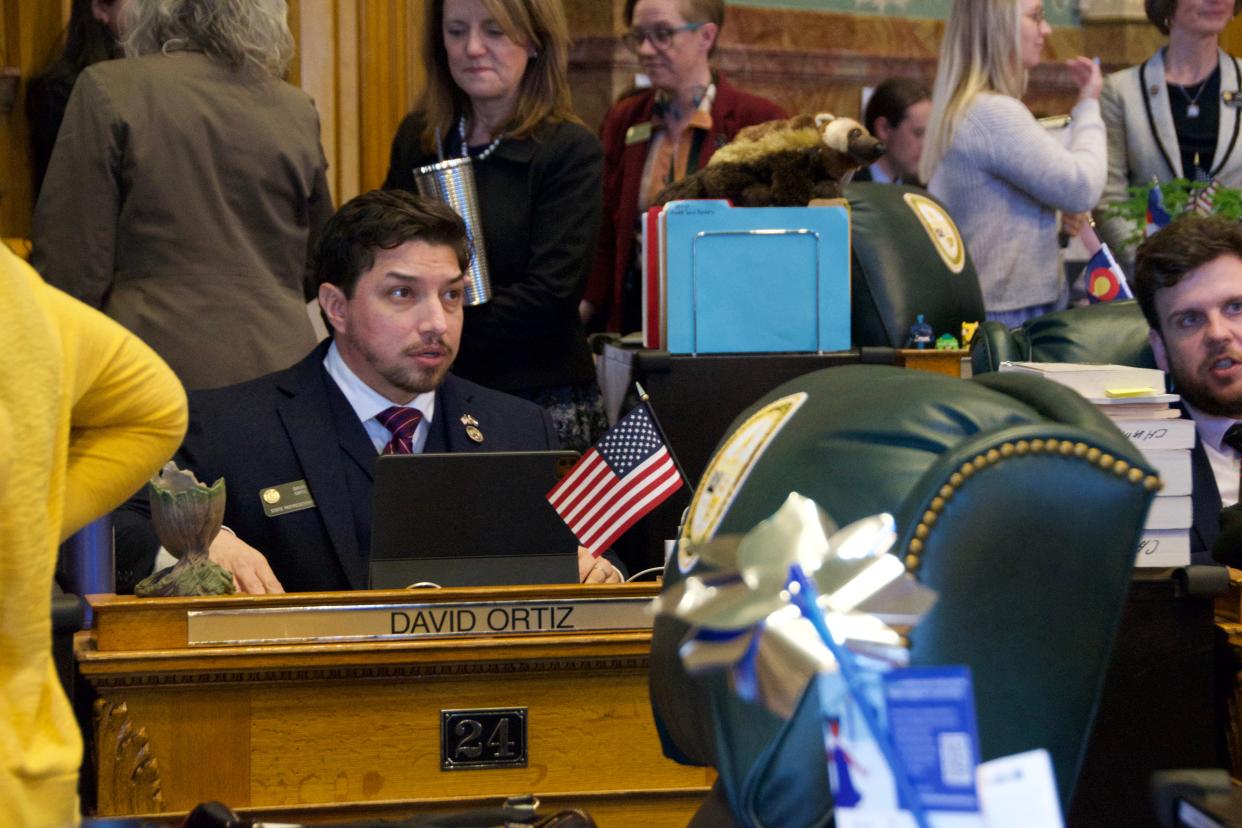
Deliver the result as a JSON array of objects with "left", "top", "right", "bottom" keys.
[{"left": 441, "top": 707, "right": 528, "bottom": 771}]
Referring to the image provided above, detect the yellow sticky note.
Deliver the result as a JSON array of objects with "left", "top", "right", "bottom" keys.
[{"left": 1104, "top": 387, "right": 1157, "bottom": 398}]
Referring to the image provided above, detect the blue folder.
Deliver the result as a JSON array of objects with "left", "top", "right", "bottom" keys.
[{"left": 662, "top": 200, "right": 851, "bottom": 354}]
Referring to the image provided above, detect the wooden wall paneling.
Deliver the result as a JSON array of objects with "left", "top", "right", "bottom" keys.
[
  {"left": 358, "top": 0, "right": 415, "bottom": 193},
  {"left": 565, "top": 5, "right": 1099, "bottom": 135},
  {"left": 287, "top": 0, "right": 302, "bottom": 88},
  {"left": 1224, "top": 14, "right": 1242, "bottom": 59},
  {"left": 1, "top": 0, "right": 68, "bottom": 237},
  {"left": 337, "top": 0, "right": 362, "bottom": 202},
  {"left": 295, "top": 0, "right": 347, "bottom": 204},
  {"left": 405, "top": 0, "right": 426, "bottom": 151},
  {"left": 562, "top": 0, "right": 625, "bottom": 139}
]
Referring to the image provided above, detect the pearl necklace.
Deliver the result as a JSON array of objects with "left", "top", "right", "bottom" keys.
[{"left": 458, "top": 116, "right": 504, "bottom": 160}]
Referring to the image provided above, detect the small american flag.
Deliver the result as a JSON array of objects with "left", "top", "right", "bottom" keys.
[
  {"left": 546, "top": 403, "right": 684, "bottom": 556},
  {"left": 1190, "top": 178, "right": 1221, "bottom": 215}
]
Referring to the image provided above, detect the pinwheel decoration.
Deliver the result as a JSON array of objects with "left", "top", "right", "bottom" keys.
[{"left": 654, "top": 492, "right": 939, "bottom": 826}]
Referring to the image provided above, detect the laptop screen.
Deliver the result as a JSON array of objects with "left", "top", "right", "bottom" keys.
[{"left": 369, "top": 450, "right": 581, "bottom": 588}]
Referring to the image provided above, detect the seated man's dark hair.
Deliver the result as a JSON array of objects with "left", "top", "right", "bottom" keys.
[
  {"left": 1135, "top": 213, "right": 1242, "bottom": 333},
  {"left": 312, "top": 189, "right": 472, "bottom": 297},
  {"left": 863, "top": 77, "right": 930, "bottom": 135}
]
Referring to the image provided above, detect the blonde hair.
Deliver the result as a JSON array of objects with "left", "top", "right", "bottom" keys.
[
  {"left": 919, "top": 0, "right": 1028, "bottom": 183},
  {"left": 419, "top": 0, "right": 580, "bottom": 151},
  {"left": 120, "top": 0, "right": 294, "bottom": 77}
]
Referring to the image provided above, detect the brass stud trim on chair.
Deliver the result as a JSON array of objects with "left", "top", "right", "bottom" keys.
[{"left": 904, "top": 438, "right": 1162, "bottom": 575}]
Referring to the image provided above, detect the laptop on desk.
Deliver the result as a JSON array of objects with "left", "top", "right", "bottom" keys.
[{"left": 369, "top": 451, "right": 582, "bottom": 589}]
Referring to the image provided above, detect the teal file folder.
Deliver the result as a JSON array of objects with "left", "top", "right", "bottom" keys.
[{"left": 662, "top": 201, "right": 851, "bottom": 354}]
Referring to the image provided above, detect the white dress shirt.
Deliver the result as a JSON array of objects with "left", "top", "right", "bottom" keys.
[
  {"left": 324, "top": 341, "right": 436, "bottom": 454},
  {"left": 1186, "top": 402, "right": 1240, "bottom": 506},
  {"left": 866, "top": 161, "right": 896, "bottom": 184}
]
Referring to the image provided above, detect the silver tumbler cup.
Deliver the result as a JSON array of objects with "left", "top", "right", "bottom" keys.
[{"left": 414, "top": 157, "right": 492, "bottom": 305}]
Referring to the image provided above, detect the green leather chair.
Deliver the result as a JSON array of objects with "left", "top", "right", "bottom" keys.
[
  {"left": 970, "top": 299, "right": 1156, "bottom": 375},
  {"left": 844, "top": 182, "right": 986, "bottom": 348},
  {"left": 650, "top": 365, "right": 1157, "bottom": 827}
]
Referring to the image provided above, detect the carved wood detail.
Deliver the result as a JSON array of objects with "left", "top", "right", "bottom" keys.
[
  {"left": 86, "top": 655, "right": 651, "bottom": 689},
  {"left": 93, "top": 700, "right": 165, "bottom": 814}
]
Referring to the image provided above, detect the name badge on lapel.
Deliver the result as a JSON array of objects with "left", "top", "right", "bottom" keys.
[
  {"left": 625, "top": 122, "right": 654, "bottom": 145},
  {"left": 260, "top": 479, "right": 316, "bottom": 517},
  {"left": 1224, "top": 91, "right": 1242, "bottom": 108}
]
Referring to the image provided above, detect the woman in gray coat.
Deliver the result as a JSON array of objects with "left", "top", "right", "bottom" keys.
[{"left": 32, "top": 0, "right": 333, "bottom": 390}]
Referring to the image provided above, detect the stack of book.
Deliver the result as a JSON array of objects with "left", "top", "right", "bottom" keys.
[{"left": 1000, "top": 362, "right": 1191, "bottom": 567}]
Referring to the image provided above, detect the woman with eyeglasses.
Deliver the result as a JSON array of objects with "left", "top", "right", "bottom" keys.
[
  {"left": 581, "top": 0, "right": 786, "bottom": 335},
  {"left": 1094, "top": 0, "right": 1242, "bottom": 275},
  {"left": 921, "top": 0, "right": 1105, "bottom": 325},
  {"left": 384, "top": 0, "right": 606, "bottom": 452}
]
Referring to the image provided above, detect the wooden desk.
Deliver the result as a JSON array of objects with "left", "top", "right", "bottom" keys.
[
  {"left": 899, "top": 348, "right": 969, "bottom": 378},
  {"left": 76, "top": 584, "right": 710, "bottom": 825}
]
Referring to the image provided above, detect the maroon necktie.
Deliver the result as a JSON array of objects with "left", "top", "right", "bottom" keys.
[{"left": 375, "top": 406, "right": 422, "bottom": 455}]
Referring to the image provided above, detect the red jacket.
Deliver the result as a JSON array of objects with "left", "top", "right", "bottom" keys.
[{"left": 585, "top": 75, "right": 787, "bottom": 332}]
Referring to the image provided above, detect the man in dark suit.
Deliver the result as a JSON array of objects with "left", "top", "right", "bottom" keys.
[
  {"left": 853, "top": 78, "right": 931, "bottom": 187},
  {"left": 1133, "top": 213, "right": 1242, "bottom": 562},
  {"left": 116, "top": 190, "right": 623, "bottom": 592}
]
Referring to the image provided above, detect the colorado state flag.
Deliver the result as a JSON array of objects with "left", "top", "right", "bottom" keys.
[{"left": 1083, "top": 243, "right": 1133, "bottom": 303}]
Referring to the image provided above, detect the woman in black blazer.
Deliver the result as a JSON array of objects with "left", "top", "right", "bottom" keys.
[{"left": 384, "top": 0, "right": 605, "bottom": 451}]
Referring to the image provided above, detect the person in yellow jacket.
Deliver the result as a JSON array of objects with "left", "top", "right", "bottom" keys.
[{"left": 0, "top": 244, "right": 187, "bottom": 826}]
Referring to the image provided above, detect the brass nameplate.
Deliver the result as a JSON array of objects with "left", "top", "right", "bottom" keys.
[{"left": 186, "top": 596, "right": 653, "bottom": 646}]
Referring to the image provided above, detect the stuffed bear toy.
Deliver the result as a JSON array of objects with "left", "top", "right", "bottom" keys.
[{"left": 656, "top": 113, "right": 886, "bottom": 207}]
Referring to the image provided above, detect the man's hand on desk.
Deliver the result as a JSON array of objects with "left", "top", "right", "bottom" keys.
[
  {"left": 211, "top": 531, "right": 285, "bottom": 594},
  {"left": 577, "top": 546, "right": 623, "bottom": 584}
]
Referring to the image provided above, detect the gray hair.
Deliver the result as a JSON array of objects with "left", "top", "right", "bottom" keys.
[{"left": 120, "top": 0, "right": 294, "bottom": 77}]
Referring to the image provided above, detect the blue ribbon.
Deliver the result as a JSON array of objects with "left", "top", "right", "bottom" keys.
[{"left": 785, "top": 562, "right": 930, "bottom": 828}]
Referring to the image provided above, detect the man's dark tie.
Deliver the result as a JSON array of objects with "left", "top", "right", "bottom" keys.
[
  {"left": 376, "top": 406, "right": 422, "bottom": 455},
  {"left": 1224, "top": 422, "right": 1242, "bottom": 455},
  {"left": 1224, "top": 423, "right": 1242, "bottom": 495}
]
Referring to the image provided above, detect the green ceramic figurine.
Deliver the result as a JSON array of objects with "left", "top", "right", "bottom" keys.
[{"left": 134, "top": 462, "right": 235, "bottom": 597}]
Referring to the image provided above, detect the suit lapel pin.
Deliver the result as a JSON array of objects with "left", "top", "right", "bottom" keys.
[
  {"left": 461, "top": 413, "right": 484, "bottom": 444},
  {"left": 1150, "top": 85, "right": 1160, "bottom": 97}
]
